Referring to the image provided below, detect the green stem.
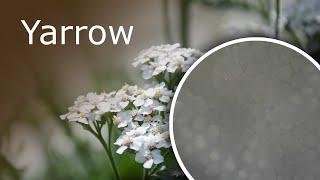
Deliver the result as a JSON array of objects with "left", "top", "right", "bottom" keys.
[
  {"left": 108, "top": 121, "right": 113, "bottom": 147},
  {"left": 275, "top": 0, "right": 280, "bottom": 39},
  {"left": 143, "top": 169, "right": 148, "bottom": 180},
  {"left": 168, "top": 73, "right": 172, "bottom": 88},
  {"left": 180, "top": 0, "right": 190, "bottom": 47},
  {"left": 86, "top": 123, "right": 121, "bottom": 180},
  {"left": 97, "top": 131, "right": 121, "bottom": 180},
  {"left": 162, "top": 0, "right": 172, "bottom": 43}
]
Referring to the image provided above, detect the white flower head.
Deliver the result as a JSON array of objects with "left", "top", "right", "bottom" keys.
[
  {"left": 133, "top": 44, "right": 202, "bottom": 79},
  {"left": 60, "top": 92, "right": 107, "bottom": 124},
  {"left": 61, "top": 82, "right": 174, "bottom": 169},
  {"left": 133, "top": 89, "right": 155, "bottom": 107}
]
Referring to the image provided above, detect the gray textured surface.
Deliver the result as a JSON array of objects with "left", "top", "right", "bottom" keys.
[{"left": 173, "top": 42, "right": 320, "bottom": 180}]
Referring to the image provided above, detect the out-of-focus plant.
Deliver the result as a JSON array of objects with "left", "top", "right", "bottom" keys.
[
  {"left": 284, "top": 0, "right": 320, "bottom": 60},
  {"left": 0, "top": 155, "right": 21, "bottom": 180},
  {"left": 181, "top": 0, "right": 320, "bottom": 61},
  {"left": 60, "top": 44, "right": 202, "bottom": 179},
  {"left": 197, "top": 0, "right": 270, "bottom": 20},
  {"left": 0, "top": 102, "right": 24, "bottom": 180}
]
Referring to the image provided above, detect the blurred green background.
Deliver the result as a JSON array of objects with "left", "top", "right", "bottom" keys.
[{"left": 1, "top": 0, "right": 319, "bottom": 179}]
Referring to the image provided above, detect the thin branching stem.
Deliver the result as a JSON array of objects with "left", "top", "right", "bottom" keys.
[
  {"left": 143, "top": 169, "right": 148, "bottom": 180},
  {"left": 162, "top": 0, "right": 172, "bottom": 43},
  {"left": 180, "top": 0, "right": 190, "bottom": 47},
  {"left": 84, "top": 121, "right": 121, "bottom": 180},
  {"left": 275, "top": 0, "right": 280, "bottom": 39},
  {"left": 107, "top": 119, "right": 114, "bottom": 148}
]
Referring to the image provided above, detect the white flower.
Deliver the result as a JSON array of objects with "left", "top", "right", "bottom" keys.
[
  {"left": 153, "top": 82, "right": 173, "bottom": 103},
  {"left": 141, "top": 61, "right": 167, "bottom": 79},
  {"left": 133, "top": 89, "right": 155, "bottom": 107},
  {"left": 114, "top": 134, "right": 143, "bottom": 154},
  {"left": 166, "top": 56, "right": 184, "bottom": 73},
  {"left": 113, "top": 111, "right": 132, "bottom": 128},
  {"left": 114, "top": 89, "right": 131, "bottom": 109},
  {"left": 135, "top": 148, "right": 164, "bottom": 169},
  {"left": 150, "top": 100, "right": 166, "bottom": 112},
  {"left": 150, "top": 122, "right": 168, "bottom": 135},
  {"left": 143, "top": 133, "right": 158, "bottom": 149}
]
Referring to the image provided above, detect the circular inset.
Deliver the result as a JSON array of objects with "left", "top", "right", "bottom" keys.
[{"left": 170, "top": 38, "right": 320, "bottom": 180}]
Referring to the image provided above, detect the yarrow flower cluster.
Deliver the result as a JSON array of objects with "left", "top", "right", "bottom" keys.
[
  {"left": 60, "top": 82, "right": 173, "bottom": 168},
  {"left": 60, "top": 44, "right": 202, "bottom": 177},
  {"left": 132, "top": 43, "right": 202, "bottom": 79}
]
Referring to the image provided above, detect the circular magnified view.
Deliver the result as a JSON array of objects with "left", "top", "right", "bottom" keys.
[{"left": 172, "top": 40, "right": 320, "bottom": 180}]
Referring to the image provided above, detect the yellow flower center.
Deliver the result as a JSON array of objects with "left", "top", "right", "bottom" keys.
[
  {"left": 112, "top": 116, "right": 121, "bottom": 124},
  {"left": 145, "top": 115, "right": 153, "bottom": 122},
  {"left": 130, "top": 109, "right": 138, "bottom": 116},
  {"left": 154, "top": 88, "right": 162, "bottom": 98},
  {"left": 123, "top": 84, "right": 129, "bottom": 91},
  {"left": 121, "top": 95, "right": 128, "bottom": 101},
  {"left": 123, "top": 138, "right": 132, "bottom": 146},
  {"left": 153, "top": 126, "right": 162, "bottom": 134},
  {"left": 148, "top": 139, "right": 156, "bottom": 148}
]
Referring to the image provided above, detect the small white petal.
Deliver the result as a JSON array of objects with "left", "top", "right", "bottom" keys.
[
  {"left": 135, "top": 152, "right": 146, "bottom": 163},
  {"left": 145, "top": 89, "right": 156, "bottom": 97},
  {"left": 77, "top": 117, "right": 89, "bottom": 124},
  {"left": 97, "top": 102, "right": 110, "bottom": 112},
  {"left": 153, "top": 66, "right": 166, "bottom": 75},
  {"left": 78, "top": 104, "right": 94, "bottom": 113},
  {"left": 135, "top": 115, "right": 144, "bottom": 121},
  {"left": 152, "top": 115, "right": 162, "bottom": 121},
  {"left": 167, "top": 64, "right": 177, "bottom": 73},
  {"left": 67, "top": 112, "right": 81, "bottom": 119},
  {"left": 114, "top": 138, "right": 124, "bottom": 146},
  {"left": 60, "top": 113, "right": 68, "bottom": 120},
  {"left": 154, "top": 105, "right": 166, "bottom": 111},
  {"left": 144, "top": 159, "right": 154, "bottom": 169},
  {"left": 152, "top": 154, "right": 164, "bottom": 164},
  {"left": 142, "top": 70, "right": 153, "bottom": 79},
  {"left": 116, "top": 146, "right": 128, "bottom": 154},
  {"left": 118, "top": 122, "right": 127, "bottom": 128},
  {"left": 130, "top": 141, "right": 142, "bottom": 151},
  {"left": 139, "top": 107, "right": 152, "bottom": 115},
  {"left": 159, "top": 96, "right": 170, "bottom": 103},
  {"left": 144, "top": 99, "right": 153, "bottom": 107},
  {"left": 119, "top": 101, "right": 129, "bottom": 108},
  {"left": 134, "top": 98, "right": 144, "bottom": 107}
]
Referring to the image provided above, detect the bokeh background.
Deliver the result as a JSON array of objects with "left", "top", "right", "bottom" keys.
[{"left": 1, "top": 0, "right": 319, "bottom": 179}]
